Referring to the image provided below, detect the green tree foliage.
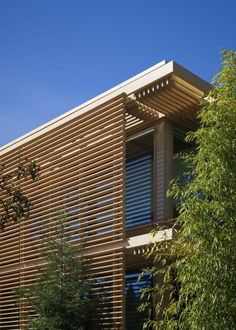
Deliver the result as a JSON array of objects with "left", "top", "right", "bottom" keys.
[
  {"left": 0, "top": 158, "right": 39, "bottom": 230},
  {"left": 140, "top": 50, "right": 236, "bottom": 329},
  {"left": 18, "top": 215, "right": 98, "bottom": 330}
]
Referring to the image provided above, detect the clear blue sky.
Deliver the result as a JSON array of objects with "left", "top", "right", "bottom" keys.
[{"left": 0, "top": 0, "right": 235, "bottom": 146}]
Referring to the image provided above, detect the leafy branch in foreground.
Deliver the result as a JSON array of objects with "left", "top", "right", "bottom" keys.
[
  {"left": 140, "top": 50, "right": 236, "bottom": 330},
  {"left": 0, "top": 158, "right": 40, "bottom": 230}
]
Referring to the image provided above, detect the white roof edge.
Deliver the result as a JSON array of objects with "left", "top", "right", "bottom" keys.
[
  {"left": 173, "top": 62, "right": 212, "bottom": 93},
  {"left": 0, "top": 60, "right": 210, "bottom": 155}
]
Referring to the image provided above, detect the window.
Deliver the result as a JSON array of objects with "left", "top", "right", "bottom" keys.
[
  {"left": 125, "top": 130, "right": 153, "bottom": 229},
  {"left": 173, "top": 127, "right": 194, "bottom": 216},
  {"left": 125, "top": 270, "right": 152, "bottom": 330}
]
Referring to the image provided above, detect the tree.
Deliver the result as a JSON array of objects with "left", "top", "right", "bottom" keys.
[
  {"left": 0, "top": 158, "right": 39, "bottom": 230},
  {"left": 18, "top": 214, "right": 98, "bottom": 330},
  {"left": 140, "top": 50, "right": 236, "bottom": 329}
]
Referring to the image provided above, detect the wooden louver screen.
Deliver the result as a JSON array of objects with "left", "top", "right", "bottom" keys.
[{"left": 0, "top": 94, "right": 126, "bottom": 329}]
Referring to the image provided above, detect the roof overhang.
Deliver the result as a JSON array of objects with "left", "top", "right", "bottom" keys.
[{"left": 0, "top": 60, "right": 211, "bottom": 155}]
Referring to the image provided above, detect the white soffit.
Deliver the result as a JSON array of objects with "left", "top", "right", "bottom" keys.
[
  {"left": 126, "top": 229, "right": 174, "bottom": 250},
  {"left": 0, "top": 60, "right": 211, "bottom": 155}
]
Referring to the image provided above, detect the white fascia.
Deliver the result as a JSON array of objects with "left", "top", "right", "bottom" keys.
[{"left": 126, "top": 228, "right": 174, "bottom": 250}]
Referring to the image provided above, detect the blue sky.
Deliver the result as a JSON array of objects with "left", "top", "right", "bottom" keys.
[{"left": 0, "top": 0, "right": 235, "bottom": 146}]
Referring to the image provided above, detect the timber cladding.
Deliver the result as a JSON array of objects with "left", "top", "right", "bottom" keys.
[{"left": 0, "top": 94, "right": 126, "bottom": 329}]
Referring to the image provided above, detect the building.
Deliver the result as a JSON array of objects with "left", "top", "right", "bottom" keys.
[{"left": 0, "top": 60, "right": 210, "bottom": 329}]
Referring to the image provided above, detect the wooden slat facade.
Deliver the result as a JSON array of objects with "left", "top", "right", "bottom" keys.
[
  {"left": 0, "top": 60, "right": 210, "bottom": 329},
  {"left": 0, "top": 94, "right": 126, "bottom": 329}
]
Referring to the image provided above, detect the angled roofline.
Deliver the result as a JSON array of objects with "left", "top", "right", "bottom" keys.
[{"left": 0, "top": 60, "right": 211, "bottom": 155}]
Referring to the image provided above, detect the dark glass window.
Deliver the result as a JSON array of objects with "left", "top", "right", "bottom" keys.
[
  {"left": 173, "top": 128, "right": 194, "bottom": 216},
  {"left": 125, "top": 271, "right": 152, "bottom": 330}
]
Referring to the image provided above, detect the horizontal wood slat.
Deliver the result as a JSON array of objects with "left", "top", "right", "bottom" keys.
[{"left": 0, "top": 94, "right": 126, "bottom": 329}]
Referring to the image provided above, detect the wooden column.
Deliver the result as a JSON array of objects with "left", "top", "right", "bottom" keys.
[{"left": 154, "top": 118, "right": 173, "bottom": 222}]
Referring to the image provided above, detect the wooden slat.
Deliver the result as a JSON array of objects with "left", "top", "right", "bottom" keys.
[{"left": 0, "top": 94, "right": 126, "bottom": 329}]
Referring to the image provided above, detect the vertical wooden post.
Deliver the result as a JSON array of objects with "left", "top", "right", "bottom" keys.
[{"left": 154, "top": 118, "right": 173, "bottom": 222}]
